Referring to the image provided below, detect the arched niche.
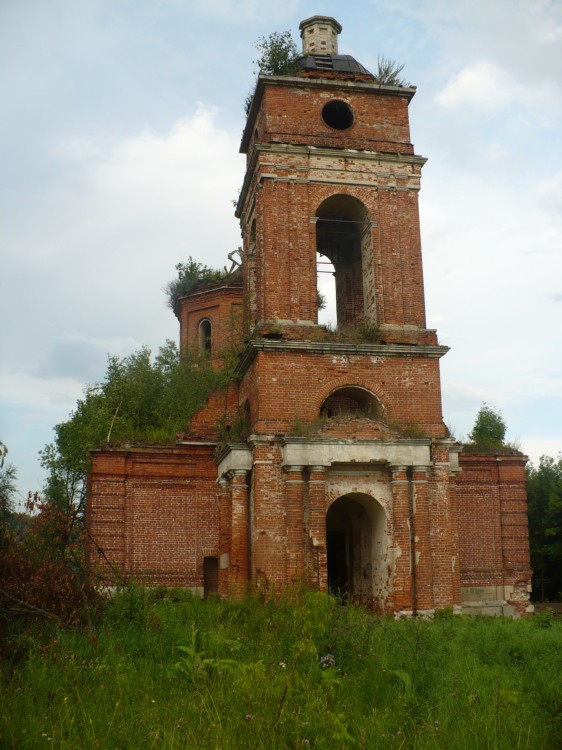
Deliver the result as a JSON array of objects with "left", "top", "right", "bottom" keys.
[
  {"left": 315, "top": 194, "right": 375, "bottom": 328},
  {"left": 320, "top": 385, "right": 381, "bottom": 420}
]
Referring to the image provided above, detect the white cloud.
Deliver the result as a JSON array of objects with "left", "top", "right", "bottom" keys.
[
  {"left": 522, "top": 437, "right": 562, "bottom": 466},
  {"left": 187, "top": 0, "right": 301, "bottom": 25},
  {"left": 434, "top": 60, "right": 559, "bottom": 121},
  {"left": 2, "top": 104, "right": 243, "bottom": 365},
  {"left": 436, "top": 61, "right": 513, "bottom": 112}
]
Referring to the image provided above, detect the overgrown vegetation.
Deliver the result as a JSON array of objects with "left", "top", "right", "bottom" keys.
[
  {"left": 165, "top": 257, "right": 237, "bottom": 313},
  {"left": 245, "top": 30, "right": 300, "bottom": 115},
  {"left": 253, "top": 30, "right": 300, "bottom": 77},
  {"left": 0, "top": 443, "right": 16, "bottom": 545},
  {"left": 2, "top": 588, "right": 562, "bottom": 749},
  {"left": 0, "top": 341, "right": 237, "bottom": 627},
  {"left": 312, "top": 321, "right": 381, "bottom": 343},
  {"left": 527, "top": 454, "right": 562, "bottom": 600},
  {"left": 467, "top": 402, "right": 507, "bottom": 451},
  {"left": 373, "top": 55, "right": 410, "bottom": 86}
]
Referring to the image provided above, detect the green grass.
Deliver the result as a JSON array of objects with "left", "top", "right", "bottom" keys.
[{"left": 2, "top": 589, "right": 562, "bottom": 749}]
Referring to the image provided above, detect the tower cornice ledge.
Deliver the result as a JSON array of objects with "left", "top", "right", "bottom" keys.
[
  {"left": 236, "top": 145, "right": 427, "bottom": 218},
  {"left": 235, "top": 339, "right": 449, "bottom": 377}
]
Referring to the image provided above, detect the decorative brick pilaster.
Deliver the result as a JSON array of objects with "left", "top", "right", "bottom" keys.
[
  {"left": 284, "top": 465, "right": 305, "bottom": 584},
  {"left": 391, "top": 465, "right": 412, "bottom": 612},
  {"left": 217, "top": 477, "right": 231, "bottom": 596},
  {"left": 230, "top": 470, "right": 249, "bottom": 593},
  {"left": 308, "top": 465, "right": 328, "bottom": 590},
  {"left": 411, "top": 466, "right": 434, "bottom": 611},
  {"left": 429, "top": 446, "right": 456, "bottom": 608}
]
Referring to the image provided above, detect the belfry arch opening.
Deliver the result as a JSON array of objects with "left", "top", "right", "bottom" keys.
[
  {"left": 326, "top": 493, "right": 387, "bottom": 606},
  {"left": 320, "top": 386, "right": 381, "bottom": 420},
  {"left": 315, "top": 195, "right": 375, "bottom": 329}
]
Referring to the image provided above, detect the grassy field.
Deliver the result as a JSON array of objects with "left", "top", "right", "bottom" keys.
[{"left": 1, "top": 588, "right": 561, "bottom": 749}]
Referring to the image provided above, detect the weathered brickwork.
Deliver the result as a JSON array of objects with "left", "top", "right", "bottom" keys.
[
  {"left": 87, "top": 445, "right": 219, "bottom": 590},
  {"left": 456, "top": 452, "right": 532, "bottom": 616},
  {"left": 176, "top": 282, "right": 243, "bottom": 366},
  {"left": 87, "top": 16, "right": 532, "bottom": 616}
]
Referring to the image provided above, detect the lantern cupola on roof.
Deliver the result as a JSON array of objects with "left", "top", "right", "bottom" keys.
[{"left": 297, "top": 15, "right": 373, "bottom": 77}]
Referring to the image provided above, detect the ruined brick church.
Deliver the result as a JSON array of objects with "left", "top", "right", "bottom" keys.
[{"left": 87, "top": 17, "right": 532, "bottom": 616}]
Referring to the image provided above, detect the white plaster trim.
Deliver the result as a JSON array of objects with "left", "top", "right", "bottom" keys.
[
  {"left": 217, "top": 447, "right": 252, "bottom": 478},
  {"left": 282, "top": 440, "right": 431, "bottom": 468}
]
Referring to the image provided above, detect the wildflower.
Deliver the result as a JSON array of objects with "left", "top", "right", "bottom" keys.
[{"left": 279, "top": 661, "right": 287, "bottom": 669}]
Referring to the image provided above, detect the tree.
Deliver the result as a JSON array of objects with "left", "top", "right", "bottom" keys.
[
  {"left": 165, "top": 257, "right": 234, "bottom": 314},
  {"left": 40, "top": 341, "right": 235, "bottom": 534},
  {"left": 245, "top": 31, "right": 300, "bottom": 114},
  {"left": 253, "top": 30, "right": 299, "bottom": 77},
  {"left": 527, "top": 454, "right": 562, "bottom": 600},
  {"left": 0, "top": 443, "right": 17, "bottom": 545},
  {"left": 373, "top": 56, "right": 409, "bottom": 87},
  {"left": 468, "top": 403, "right": 506, "bottom": 450}
]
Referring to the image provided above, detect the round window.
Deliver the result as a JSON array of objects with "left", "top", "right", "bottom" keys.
[{"left": 322, "top": 100, "right": 354, "bottom": 130}]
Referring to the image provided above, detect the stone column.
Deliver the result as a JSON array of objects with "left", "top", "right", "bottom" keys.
[
  {"left": 284, "top": 465, "right": 305, "bottom": 584},
  {"left": 308, "top": 465, "right": 328, "bottom": 590},
  {"left": 230, "top": 470, "right": 249, "bottom": 593},
  {"left": 411, "top": 466, "right": 434, "bottom": 612},
  {"left": 391, "top": 465, "right": 413, "bottom": 613}
]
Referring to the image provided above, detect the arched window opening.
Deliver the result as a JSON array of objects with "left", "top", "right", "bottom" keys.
[
  {"left": 315, "top": 195, "right": 375, "bottom": 330},
  {"left": 316, "top": 251, "right": 336, "bottom": 326},
  {"left": 198, "top": 318, "right": 212, "bottom": 354},
  {"left": 320, "top": 386, "right": 380, "bottom": 420}
]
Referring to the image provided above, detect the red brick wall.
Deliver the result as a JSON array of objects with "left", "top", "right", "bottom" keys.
[
  {"left": 456, "top": 452, "right": 532, "bottom": 614},
  {"left": 238, "top": 347, "right": 447, "bottom": 438},
  {"left": 246, "top": 80, "right": 414, "bottom": 156},
  {"left": 176, "top": 283, "right": 243, "bottom": 364},
  {"left": 87, "top": 444, "right": 219, "bottom": 588}
]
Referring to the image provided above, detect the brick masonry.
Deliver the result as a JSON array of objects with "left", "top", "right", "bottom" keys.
[{"left": 87, "top": 18, "right": 532, "bottom": 616}]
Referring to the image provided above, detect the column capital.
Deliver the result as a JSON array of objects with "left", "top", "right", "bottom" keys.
[
  {"left": 391, "top": 465, "right": 409, "bottom": 482},
  {"left": 228, "top": 470, "right": 249, "bottom": 488},
  {"left": 412, "top": 465, "right": 429, "bottom": 480}
]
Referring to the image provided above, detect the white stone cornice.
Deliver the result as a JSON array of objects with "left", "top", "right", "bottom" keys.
[
  {"left": 281, "top": 439, "right": 431, "bottom": 469},
  {"left": 217, "top": 447, "right": 252, "bottom": 479}
]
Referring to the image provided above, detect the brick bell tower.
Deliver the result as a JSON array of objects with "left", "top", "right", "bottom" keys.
[{"left": 217, "top": 16, "right": 462, "bottom": 615}]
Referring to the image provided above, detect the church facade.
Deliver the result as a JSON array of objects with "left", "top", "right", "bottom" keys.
[{"left": 86, "top": 17, "right": 532, "bottom": 617}]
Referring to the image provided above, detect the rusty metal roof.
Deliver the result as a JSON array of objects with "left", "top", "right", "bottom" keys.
[{"left": 298, "top": 54, "right": 373, "bottom": 76}]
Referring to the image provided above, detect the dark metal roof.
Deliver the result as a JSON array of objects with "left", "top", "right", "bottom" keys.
[{"left": 298, "top": 54, "right": 373, "bottom": 77}]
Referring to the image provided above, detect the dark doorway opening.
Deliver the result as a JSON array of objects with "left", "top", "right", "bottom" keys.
[
  {"left": 327, "top": 531, "right": 349, "bottom": 595},
  {"left": 203, "top": 556, "right": 218, "bottom": 597}
]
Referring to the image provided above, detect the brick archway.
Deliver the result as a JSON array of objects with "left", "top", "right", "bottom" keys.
[{"left": 326, "top": 492, "right": 388, "bottom": 608}]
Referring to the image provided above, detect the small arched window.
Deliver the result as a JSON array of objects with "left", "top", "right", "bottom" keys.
[{"left": 198, "top": 318, "right": 212, "bottom": 354}]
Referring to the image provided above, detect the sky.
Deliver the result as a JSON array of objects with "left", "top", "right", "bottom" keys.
[{"left": 1, "top": 0, "right": 561, "bottom": 502}]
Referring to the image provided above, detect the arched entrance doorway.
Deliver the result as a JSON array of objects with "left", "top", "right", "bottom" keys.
[{"left": 326, "top": 493, "right": 387, "bottom": 606}]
